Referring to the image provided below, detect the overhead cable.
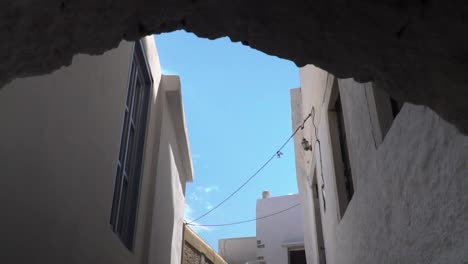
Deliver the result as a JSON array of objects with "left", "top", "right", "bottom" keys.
[
  {"left": 310, "top": 107, "right": 326, "bottom": 211},
  {"left": 188, "top": 111, "right": 313, "bottom": 224},
  {"left": 187, "top": 203, "right": 300, "bottom": 227}
]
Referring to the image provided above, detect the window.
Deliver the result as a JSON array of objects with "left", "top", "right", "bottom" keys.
[
  {"left": 389, "top": 97, "right": 402, "bottom": 118},
  {"left": 110, "top": 41, "right": 151, "bottom": 250},
  {"left": 335, "top": 97, "right": 354, "bottom": 201},
  {"left": 328, "top": 80, "right": 354, "bottom": 218},
  {"left": 365, "top": 83, "right": 404, "bottom": 145}
]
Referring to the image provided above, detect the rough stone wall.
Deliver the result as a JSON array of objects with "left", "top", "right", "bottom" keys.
[
  {"left": 1, "top": 1, "right": 468, "bottom": 133},
  {"left": 183, "top": 242, "right": 202, "bottom": 264},
  {"left": 183, "top": 242, "right": 217, "bottom": 264},
  {"left": 183, "top": 226, "right": 227, "bottom": 264}
]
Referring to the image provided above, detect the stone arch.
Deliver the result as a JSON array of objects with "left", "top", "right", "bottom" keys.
[{"left": 0, "top": 0, "right": 467, "bottom": 133}]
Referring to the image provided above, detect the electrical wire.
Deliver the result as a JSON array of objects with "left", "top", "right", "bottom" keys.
[
  {"left": 310, "top": 106, "right": 326, "bottom": 211},
  {"left": 187, "top": 203, "right": 300, "bottom": 227},
  {"left": 188, "top": 112, "right": 313, "bottom": 224}
]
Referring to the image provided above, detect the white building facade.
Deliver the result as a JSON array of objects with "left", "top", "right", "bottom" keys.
[
  {"left": 219, "top": 193, "right": 306, "bottom": 264},
  {"left": 218, "top": 236, "right": 258, "bottom": 264},
  {"left": 291, "top": 65, "right": 468, "bottom": 264},
  {"left": 0, "top": 37, "right": 193, "bottom": 264},
  {"left": 256, "top": 194, "right": 306, "bottom": 264}
]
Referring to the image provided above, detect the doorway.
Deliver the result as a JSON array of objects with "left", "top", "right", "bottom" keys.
[{"left": 289, "top": 249, "right": 307, "bottom": 264}]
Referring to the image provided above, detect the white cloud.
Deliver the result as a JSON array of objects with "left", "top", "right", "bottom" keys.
[
  {"left": 184, "top": 203, "right": 214, "bottom": 233},
  {"left": 189, "top": 192, "right": 201, "bottom": 202},
  {"left": 184, "top": 203, "right": 195, "bottom": 219},
  {"left": 197, "top": 185, "right": 219, "bottom": 193},
  {"left": 161, "top": 67, "right": 178, "bottom": 75},
  {"left": 205, "top": 202, "right": 214, "bottom": 210},
  {"left": 190, "top": 223, "right": 213, "bottom": 233},
  {"left": 183, "top": 185, "right": 220, "bottom": 233}
]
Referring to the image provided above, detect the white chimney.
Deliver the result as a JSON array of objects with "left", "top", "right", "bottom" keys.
[{"left": 262, "top": 190, "right": 270, "bottom": 199}]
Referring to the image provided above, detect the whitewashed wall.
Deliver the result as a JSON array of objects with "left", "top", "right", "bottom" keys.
[
  {"left": 256, "top": 194, "right": 304, "bottom": 264},
  {"left": 218, "top": 237, "right": 257, "bottom": 264},
  {"left": 291, "top": 65, "right": 468, "bottom": 264},
  {"left": 0, "top": 37, "right": 192, "bottom": 264}
]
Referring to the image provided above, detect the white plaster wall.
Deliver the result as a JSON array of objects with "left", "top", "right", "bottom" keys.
[
  {"left": 0, "top": 40, "right": 136, "bottom": 264},
  {"left": 147, "top": 83, "right": 188, "bottom": 264},
  {"left": 290, "top": 88, "right": 320, "bottom": 264},
  {"left": 0, "top": 37, "right": 190, "bottom": 264},
  {"left": 334, "top": 80, "right": 468, "bottom": 264},
  {"left": 297, "top": 66, "right": 332, "bottom": 177},
  {"left": 218, "top": 237, "right": 258, "bottom": 264},
  {"left": 292, "top": 66, "right": 468, "bottom": 264},
  {"left": 256, "top": 194, "right": 304, "bottom": 264},
  {"left": 291, "top": 65, "right": 332, "bottom": 264}
]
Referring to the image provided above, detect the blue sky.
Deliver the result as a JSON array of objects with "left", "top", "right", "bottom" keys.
[{"left": 154, "top": 31, "right": 300, "bottom": 250}]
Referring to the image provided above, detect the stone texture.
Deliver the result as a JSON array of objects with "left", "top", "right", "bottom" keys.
[
  {"left": 183, "top": 242, "right": 202, "bottom": 264},
  {"left": 1, "top": 0, "right": 468, "bottom": 133}
]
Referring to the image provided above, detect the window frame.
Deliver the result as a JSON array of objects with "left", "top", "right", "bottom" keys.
[
  {"left": 110, "top": 40, "right": 152, "bottom": 251},
  {"left": 364, "top": 82, "right": 403, "bottom": 146},
  {"left": 327, "top": 79, "right": 354, "bottom": 219}
]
